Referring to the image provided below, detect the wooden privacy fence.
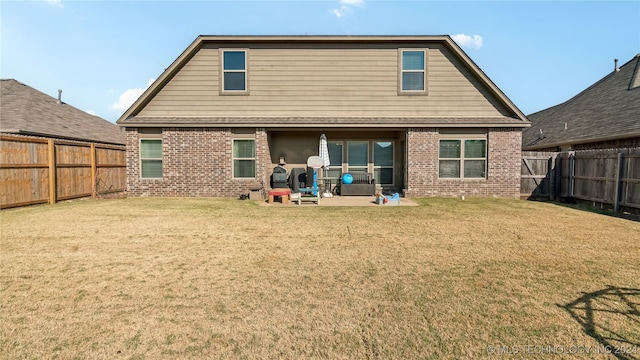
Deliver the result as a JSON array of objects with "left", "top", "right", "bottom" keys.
[
  {"left": 521, "top": 151, "right": 559, "bottom": 200},
  {"left": 0, "top": 135, "right": 126, "bottom": 209},
  {"left": 522, "top": 148, "right": 640, "bottom": 212}
]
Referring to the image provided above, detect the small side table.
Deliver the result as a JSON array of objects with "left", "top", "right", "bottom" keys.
[
  {"left": 248, "top": 184, "right": 263, "bottom": 201},
  {"left": 297, "top": 187, "right": 320, "bottom": 205},
  {"left": 268, "top": 188, "right": 292, "bottom": 204}
]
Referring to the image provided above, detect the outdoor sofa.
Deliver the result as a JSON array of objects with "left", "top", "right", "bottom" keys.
[{"left": 340, "top": 173, "right": 376, "bottom": 196}]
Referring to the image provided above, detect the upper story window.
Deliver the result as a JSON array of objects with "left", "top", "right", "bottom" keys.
[
  {"left": 400, "top": 50, "right": 426, "bottom": 93},
  {"left": 222, "top": 50, "right": 248, "bottom": 93}
]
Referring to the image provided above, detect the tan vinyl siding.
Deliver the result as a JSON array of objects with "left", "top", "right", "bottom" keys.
[{"left": 139, "top": 45, "right": 510, "bottom": 118}]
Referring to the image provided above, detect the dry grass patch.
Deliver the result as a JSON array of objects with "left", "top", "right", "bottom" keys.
[{"left": 1, "top": 197, "right": 639, "bottom": 359}]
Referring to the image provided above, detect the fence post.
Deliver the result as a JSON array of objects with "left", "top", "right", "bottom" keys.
[
  {"left": 549, "top": 154, "right": 557, "bottom": 201},
  {"left": 554, "top": 153, "right": 562, "bottom": 199},
  {"left": 91, "top": 143, "right": 97, "bottom": 197},
  {"left": 568, "top": 152, "right": 575, "bottom": 198},
  {"left": 613, "top": 152, "right": 623, "bottom": 212},
  {"left": 48, "top": 139, "right": 56, "bottom": 204}
]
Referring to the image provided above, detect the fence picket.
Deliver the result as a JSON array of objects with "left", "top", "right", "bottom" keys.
[
  {"left": 0, "top": 135, "right": 125, "bottom": 209},
  {"left": 522, "top": 148, "right": 640, "bottom": 212}
]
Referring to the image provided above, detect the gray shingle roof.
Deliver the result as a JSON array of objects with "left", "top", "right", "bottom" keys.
[
  {"left": 1, "top": 79, "right": 125, "bottom": 145},
  {"left": 523, "top": 54, "right": 640, "bottom": 150}
]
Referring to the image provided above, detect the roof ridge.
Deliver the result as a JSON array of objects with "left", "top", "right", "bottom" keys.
[
  {"left": 522, "top": 54, "right": 640, "bottom": 150},
  {"left": 552, "top": 54, "right": 638, "bottom": 108}
]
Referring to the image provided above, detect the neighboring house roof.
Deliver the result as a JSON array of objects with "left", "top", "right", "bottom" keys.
[
  {"left": 117, "top": 35, "right": 529, "bottom": 128},
  {"left": 523, "top": 54, "right": 640, "bottom": 150},
  {"left": 1, "top": 79, "right": 125, "bottom": 145}
]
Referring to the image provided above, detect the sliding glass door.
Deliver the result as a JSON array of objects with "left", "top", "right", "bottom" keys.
[
  {"left": 373, "top": 141, "right": 394, "bottom": 185},
  {"left": 326, "top": 141, "right": 343, "bottom": 178},
  {"left": 347, "top": 141, "right": 368, "bottom": 174}
]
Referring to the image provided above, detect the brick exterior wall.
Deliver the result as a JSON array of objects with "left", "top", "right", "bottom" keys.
[
  {"left": 126, "top": 127, "right": 267, "bottom": 197},
  {"left": 125, "top": 126, "right": 521, "bottom": 199},
  {"left": 404, "top": 128, "right": 522, "bottom": 199}
]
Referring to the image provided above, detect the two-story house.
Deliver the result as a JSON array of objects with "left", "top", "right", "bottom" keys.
[{"left": 116, "top": 35, "right": 529, "bottom": 198}]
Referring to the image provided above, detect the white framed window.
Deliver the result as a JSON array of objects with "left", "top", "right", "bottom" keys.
[
  {"left": 399, "top": 49, "right": 426, "bottom": 93},
  {"left": 373, "top": 141, "right": 394, "bottom": 185},
  {"left": 347, "top": 141, "right": 369, "bottom": 174},
  {"left": 233, "top": 139, "right": 256, "bottom": 178},
  {"left": 439, "top": 138, "right": 487, "bottom": 179},
  {"left": 221, "top": 49, "right": 248, "bottom": 93},
  {"left": 140, "top": 139, "right": 162, "bottom": 179}
]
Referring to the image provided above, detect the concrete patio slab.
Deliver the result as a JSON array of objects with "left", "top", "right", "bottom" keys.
[{"left": 258, "top": 195, "right": 419, "bottom": 207}]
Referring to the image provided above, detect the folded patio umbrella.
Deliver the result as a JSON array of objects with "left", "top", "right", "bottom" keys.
[{"left": 319, "top": 134, "right": 330, "bottom": 170}]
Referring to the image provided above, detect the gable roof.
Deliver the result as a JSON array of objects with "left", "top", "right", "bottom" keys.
[
  {"left": 117, "top": 35, "right": 529, "bottom": 128},
  {"left": 1, "top": 79, "right": 125, "bottom": 145},
  {"left": 523, "top": 54, "right": 640, "bottom": 150}
]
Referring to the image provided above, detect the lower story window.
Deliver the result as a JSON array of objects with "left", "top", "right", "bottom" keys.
[
  {"left": 140, "top": 139, "right": 162, "bottom": 178},
  {"left": 439, "top": 139, "right": 486, "bottom": 179},
  {"left": 233, "top": 139, "right": 256, "bottom": 178}
]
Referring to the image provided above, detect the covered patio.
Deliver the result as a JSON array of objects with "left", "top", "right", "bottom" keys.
[{"left": 266, "top": 129, "right": 406, "bottom": 196}]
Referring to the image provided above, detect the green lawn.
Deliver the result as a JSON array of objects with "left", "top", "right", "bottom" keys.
[{"left": 1, "top": 197, "right": 639, "bottom": 359}]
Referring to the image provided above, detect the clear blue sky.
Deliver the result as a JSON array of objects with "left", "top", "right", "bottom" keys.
[{"left": 1, "top": 0, "right": 639, "bottom": 123}]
